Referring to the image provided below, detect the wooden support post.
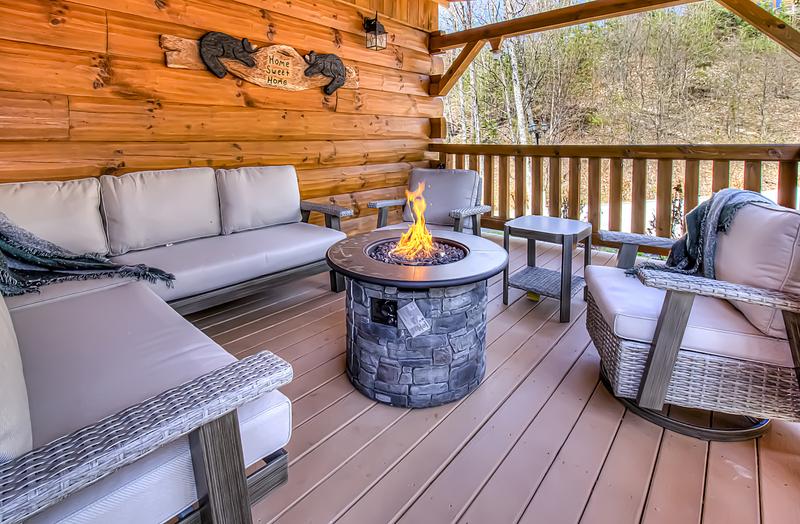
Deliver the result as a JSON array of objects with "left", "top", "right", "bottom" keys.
[
  {"left": 684, "top": 159, "right": 700, "bottom": 215},
  {"left": 712, "top": 160, "right": 730, "bottom": 192},
  {"left": 637, "top": 290, "right": 695, "bottom": 410},
  {"left": 567, "top": 158, "right": 581, "bottom": 220},
  {"left": 631, "top": 159, "right": 647, "bottom": 234},
  {"left": 531, "top": 156, "right": 543, "bottom": 215},
  {"left": 429, "top": 40, "right": 486, "bottom": 96},
  {"left": 779, "top": 161, "right": 798, "bottom": 209},
  {"left": 744, "top": 160, "right": 762, "bottom": 192},
  {"left": 484, "top": 155, "right": 495, "bottom": 215},
  {"left": 716, "top": 0, "right": 800, "bottom": 59},
  {"left": 549, "top": 157, "right": 561, "bottom": 217},
  {"left": 190, "top": 411, "right": 253, "bottom": 524},
  {"left": 498, "top": 155, "right": 510, "bottom": 220},
  {"left": 587, "top": 157, "right": 601, "bottom": 232},
  {"left": 656, "top": 159, "right": 673, "bottom": 238},
  {"left": 608, "top": 157, "right": 623, "bottom": 231},
  {"left": 514, "top": 156, "right": 526, "bottom": 217}
]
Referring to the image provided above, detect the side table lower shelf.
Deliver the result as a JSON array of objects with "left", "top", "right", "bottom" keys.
[{"left": 507, "top": 266, "right": 585, "bottom": 300}]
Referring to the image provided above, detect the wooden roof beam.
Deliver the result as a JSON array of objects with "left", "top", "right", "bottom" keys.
[
  {"left": 715, "top": 0, "right": 800, "bottom": 59},
  {"left": 429, "top": 0, "right": 695, "bottom": 53},
  {"left": 429, "top": 39, "right": 486, "bottom": 96}
]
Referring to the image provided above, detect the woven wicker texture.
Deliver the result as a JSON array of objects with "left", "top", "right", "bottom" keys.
[
  {"left": 637, "top": 268, "right": 800, "bottom": 313},
  {"left": 300, "top": 200, "right": 353, "bottom": 218},
  {"left": 586, "top": 291, "right": 800, "bottom": 422},
  {"left": 508, "top": 266, "right": 585, "bottom": 299},
  {"left": 598, "top": 230, "right": 676, "bottom": 249},
  {"left": 0, "top": 351, "right": 292, "bottom": 523},
  {"left": 367, "top": 199, "right": 406, "bottom": 209},
  {"left": 449, "top": 205, "right": 491, "bottom": 219}
]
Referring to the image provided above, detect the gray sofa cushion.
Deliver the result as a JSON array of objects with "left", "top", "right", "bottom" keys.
[
  {"left": 13, "top": 282, "right": 291, "bottom": 523},
  {"left": 112, "top": 222, "right": 346, "bottom": 302},
  {"left": 216, "top": 165, "right": 302, "bottom": 235},
  {"left": 0, "top": 179, "right": 108, "bottom": 254},
  {"left": 402, "top": 168, "right": 480, "bottom": 227},
  {"left": 0, "top": 295, "right": 31, "bottom": 463},
  {"left": 100, "top": 168, "right": 221, "bottom": 255}
]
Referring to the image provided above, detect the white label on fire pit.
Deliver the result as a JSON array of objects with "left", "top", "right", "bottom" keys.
[{"left": 398, "top": 302, "right": 431, "bottom": 337}]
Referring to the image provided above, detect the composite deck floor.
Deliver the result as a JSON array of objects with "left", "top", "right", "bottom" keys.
[{"left": 187, "top": 233, "right": 800, "bottom": 524}]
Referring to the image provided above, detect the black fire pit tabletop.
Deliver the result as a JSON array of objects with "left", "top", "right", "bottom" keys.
[{"left": 326, "top": 229, "right": 508, "bottom": 289}]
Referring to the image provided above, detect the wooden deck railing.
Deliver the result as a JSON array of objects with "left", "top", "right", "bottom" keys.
[{"left": 430, "top": 143, "right": 800, "bottom": 247}]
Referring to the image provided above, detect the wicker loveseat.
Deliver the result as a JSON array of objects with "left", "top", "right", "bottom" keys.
[{"left": 585, "top": 202, "right": 800, "bottom": 440}]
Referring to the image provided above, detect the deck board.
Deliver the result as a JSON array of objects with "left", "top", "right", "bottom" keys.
[{"left": 188, "top": 233, "right": 800, "bottom": 524}]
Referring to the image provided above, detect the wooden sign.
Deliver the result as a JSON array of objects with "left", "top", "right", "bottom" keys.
[{"left": 160, "top": 34, "right": 359, "bottom": 94}]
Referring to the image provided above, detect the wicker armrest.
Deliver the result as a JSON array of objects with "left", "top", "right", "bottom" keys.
[
  {"left": 367, "top": 198, "right": 406, "bottom": 209},
  {"left": 0, "top": 351, "right": 292, "bottom": 523},
  {"left": 449, "top": 205, "right": 492, "bottom": 219},
  {"left": 598, "top": 230, "right": 676, "bottom": 250},
  {"left": 637, "top": 268, "right": 800, "bottom": 314},
  {"left": 300, "top": 200, "right": 353, "bottom": 218}
]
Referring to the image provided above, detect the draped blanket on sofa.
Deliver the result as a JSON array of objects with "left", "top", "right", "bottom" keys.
[{"left": 0, "top": 212, "right": 174, "bottom": 296}]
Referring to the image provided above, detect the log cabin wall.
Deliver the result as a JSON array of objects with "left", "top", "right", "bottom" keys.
[{"left": 0, "top": 0, "right": 442, "bottom": 235}]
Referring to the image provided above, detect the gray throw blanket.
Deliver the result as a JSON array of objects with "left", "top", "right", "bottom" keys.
[
  {"left": 0, "top": 212, "right": 174, "bottom": 296},
  {"left": 634, "top": 188, "right": 774, "bottom": 278}
]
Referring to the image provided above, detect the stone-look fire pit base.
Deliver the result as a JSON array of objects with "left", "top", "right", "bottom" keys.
[{"left": 345, "top": 277, "right": 488, "bottom": 408}]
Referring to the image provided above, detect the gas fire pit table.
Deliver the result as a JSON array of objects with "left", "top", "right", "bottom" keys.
[{"left": 326, "top": 229, "right": 507, "bottom": 408}]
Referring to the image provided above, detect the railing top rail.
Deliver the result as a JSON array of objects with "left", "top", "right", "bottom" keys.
[{"left": 430, "top": 143, "right": 800, "bottom": 161}]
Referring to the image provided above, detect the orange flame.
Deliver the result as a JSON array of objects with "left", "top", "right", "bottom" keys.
[{"left": 390, "top": 181, "right": 434, "bottom": 260}]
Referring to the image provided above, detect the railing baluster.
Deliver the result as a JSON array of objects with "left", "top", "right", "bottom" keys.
[
  {"left": 744, "top": 160, "right": 762, "bottom": 192},
  {"left": 446, "top": 154, "right": 455, "bottom": 169},
  {"left": 656, "top": 159, "right": 673, "bottom": 238},
  {"left": 631, "top": 159, "right": 647, "bottom": 234},
  {"left": 498, "top": 156, "right": 510, "bottom": 220},
  {"left": 608, "top": 158, "right": 623, "bottom": 231},
  {"left": 548, "top": 158, "right": 561, "bottom": 218},
  {"left": 587, "top": 158, "right": 601, "bottom": 232},
  {"left": 531, "top": 156, "right": 543, "bottom": 216},
  {"left": 483, "top": 155, "right": 495, "bottom": 214},
  {"left": 514, "top": 156, "right": 526, "bottom": 218},
  {"left": 468, "top": 154, "right": 478, "bottom": 172},
  {"left": 779, "top": 161, "right": 798, "bottom": 209},
  {"left": 568, "top": 158, "right": 580, "bottom": 219},
  {"left": 684, "top": 159, "right": 699, "bottom": 216},
  {"left": 712, "top": 160, "right": 730, "bottom": 192},
  {"left": 455, "top": 154, "right": 465, "bottom": 170}
]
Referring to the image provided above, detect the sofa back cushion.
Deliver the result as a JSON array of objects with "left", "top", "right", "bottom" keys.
[
  {"left": 402, "top": 169, "right": 480, "bottom": 226},
  {"left": 715, "top": 202, "right": 800, "bottom": 339},
  {"left": 100, "top": 168, "right": 221, "bottom": 255},
  {"left": 0, "top": 295, "right": 32, "bottom": 463},
  {"left": 0, "top": 179, "right": 108, "bottom": 254},
  {"left": 215, "top": 166, "right": 301, "bottom": 235}
]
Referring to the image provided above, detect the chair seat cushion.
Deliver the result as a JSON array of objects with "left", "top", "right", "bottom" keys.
[
  {"left": 585, "top": 265, "right": 794, "bottom": 367},
  {"left": 112, "top": 222, "right": 345, "bottom": 302},
  {"left": 13, "top": 282, "right": 291, "bottom": 523},
  {"left": 0, "top": 295, "right": 31, "bottom": 463}
]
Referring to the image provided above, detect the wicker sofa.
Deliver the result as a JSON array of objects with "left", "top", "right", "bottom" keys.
[{"left": 0, "top": 166, "right": 351, "bottom": 522}]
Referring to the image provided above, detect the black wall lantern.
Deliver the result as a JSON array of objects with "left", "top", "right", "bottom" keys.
[{"left": 363, "top": 12, "right": 387, "bottom": 51}]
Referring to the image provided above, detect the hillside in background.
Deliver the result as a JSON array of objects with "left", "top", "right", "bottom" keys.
[{"left": 440, "top": 1, "right": 800, "bottom": 147}]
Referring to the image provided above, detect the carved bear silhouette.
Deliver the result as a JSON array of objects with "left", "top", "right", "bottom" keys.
[
  {"left": 199, "top": 32, "right": 257, "bottom": 79},
  {"left": 303, "top": 51, "right": 347, "bottom": 95}
]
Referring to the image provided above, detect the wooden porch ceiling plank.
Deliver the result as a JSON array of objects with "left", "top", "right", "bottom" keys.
[
  {"left": 429, "top": 0, "right": 695, "bottom": 52},
  {"left": 715, "top": 0, "right": 800, "bottom": 59},
  {"left": 430, "top": 39, "right": 486, "bottom": 96}
]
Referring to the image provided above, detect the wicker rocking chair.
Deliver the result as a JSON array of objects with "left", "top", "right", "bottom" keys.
[{"left": 585, "top": 213, "right": 800, "bottom": 441}]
